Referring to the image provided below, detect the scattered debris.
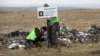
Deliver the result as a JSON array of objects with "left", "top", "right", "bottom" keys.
[{"left": 0, "top": 24, "right": 100, "bottom": 49}]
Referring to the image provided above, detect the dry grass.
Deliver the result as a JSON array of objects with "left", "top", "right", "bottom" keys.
[
  {"left": 0, "top": 9, "right": 100, "bottom": 56},
  {"left": 0, "top": 9, "right": 100, "bottom": 33},
  {"left": 0, "top": 44, "right": 100, "bottom": 56},
  {"left": 59, "top": 9, "right": 100, "bottom": 31},
  {"left": 0, "top": 11, "right": 47, "bottom": 33}
]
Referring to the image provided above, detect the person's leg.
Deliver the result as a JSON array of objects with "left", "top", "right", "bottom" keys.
[
  {"left": 47, "top": 25, "right": 53, "bottom": 47},
  {"left": 25, "top": 40, "right": 31, "bottom": 49},
  {"left": 33, "top": 37, "right": 41, "bottom": 48},
  {"left": 52, "top": 24, "right": 57, "bottom": 46}
]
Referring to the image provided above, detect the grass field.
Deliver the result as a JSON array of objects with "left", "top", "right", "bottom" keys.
[
  {"left": 0, "top": 44, "right": 100, "bottom": 56},
  {"left": 0, "top": 9, "right": 100, "bottom": 34},
  {"left": 0, "top": 8, "right": 100, "bottom": 56}
]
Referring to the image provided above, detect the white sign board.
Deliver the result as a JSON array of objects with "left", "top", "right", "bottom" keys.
[{"left": 37, "top": 7, "right": 58, "bottom": 18}]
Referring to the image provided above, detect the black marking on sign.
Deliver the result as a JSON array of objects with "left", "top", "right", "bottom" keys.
[{"left": 39, "top": 11, "right": 44, "bottom": 16}]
